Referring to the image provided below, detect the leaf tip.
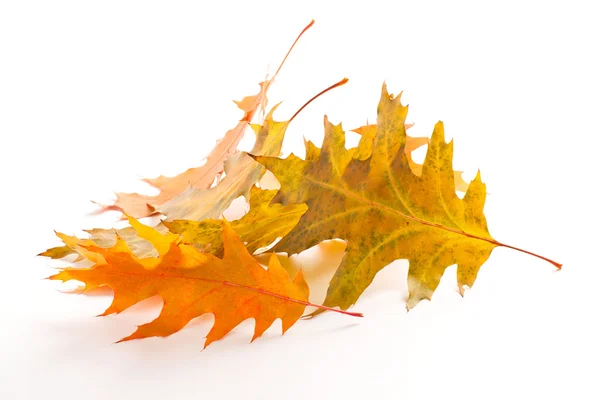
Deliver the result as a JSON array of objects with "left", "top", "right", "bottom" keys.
[
  {"left": 115, "top": 329, "right": 140, "bottom": 344},
  {"left": 406, "top": 294, "right": 429, "bottom": 311},
  {"left": 555, "top": 262, "right": 563, "bottom": 270}
]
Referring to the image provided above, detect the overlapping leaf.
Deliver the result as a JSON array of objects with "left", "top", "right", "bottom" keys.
[
  {"left": 97, "top": 83, "right": 272, "bottom": 219},
  {"left": 49, "top": 217, "right": 315, "bottom": 347},
  {"left": 254, "top": 84, "right": 560, "bottom": 312}
]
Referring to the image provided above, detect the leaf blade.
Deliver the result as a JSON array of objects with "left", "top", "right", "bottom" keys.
[{"left": 254, "top": 84, "right": 503, "bottom": 311}]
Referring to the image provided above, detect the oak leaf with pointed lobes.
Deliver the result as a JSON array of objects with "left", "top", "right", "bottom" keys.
[
  {"left": 48, "top": 216, "right": 360, "bottom": 347},
  {"left": 254, "top": 84, "right": 560, "bottom": 312},
  {"left": 95, "top": 21, "right": 316, "bottom": 219},
  {"left": 164, "top": 186, "right": 307, "bottom": 256}
]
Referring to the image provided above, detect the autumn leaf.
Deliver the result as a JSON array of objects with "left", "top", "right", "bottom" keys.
[
  {"left": 48, "top": 216, "right": 361, "bottom": 347},
  {"left": 253, "top": 84, "right": 561, "bottom": 312},
  {"left": 95, "top": 84, "right": 269, "bottom": 219},
  {"left": 95, "top": 21, "right": 315, "bottom": 219}
]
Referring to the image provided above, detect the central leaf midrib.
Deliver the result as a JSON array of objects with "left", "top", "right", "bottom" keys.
[
  {"left": 299, "top": 172, "right": 496, "bottom": 246},
  {"left": 96, "top": 268, "right": 310, "bottom": 309}
]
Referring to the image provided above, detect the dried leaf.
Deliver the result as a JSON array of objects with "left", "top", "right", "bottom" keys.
[
  {"left": 96, "top": 21, "right": 315, "bottom": 218},
  {"left": 254, "top": 84, "right": 561, "bottom": 312},
  {"left": 49, "top": 216, "right": 360, "bottom": 347}
]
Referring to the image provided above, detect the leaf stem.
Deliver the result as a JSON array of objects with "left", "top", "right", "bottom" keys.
[
  {"left": 430, "top": 223, "right": 562, "bottom": 269},
  {"left": 272, "top": 20, "right": 315, "bottom": 80},
  {"left": 427, "top": 221, "right": 562, "bottom": 269},
  {"left": 289, "top": 77, "right": 349, "bottom": 123},
  {"left": 426, "top": 224, "right": 562, "bottom": 270},
  {"left": 291, "top": 299, "right": 363, "bottom": 317},
  {"left": 492, "top": 241, "right": 562, "bottom": 269}
]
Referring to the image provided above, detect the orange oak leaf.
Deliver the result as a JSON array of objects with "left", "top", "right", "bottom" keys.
[
  {"left": 96, "top": 21, "right": 315, "bottom": 218},
  {"left": 48, "top": 216, "right": 361, "bottom": 347}
]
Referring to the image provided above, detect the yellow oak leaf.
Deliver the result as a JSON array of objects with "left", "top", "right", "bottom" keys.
[
  {"left": 254, "top": 84, "right": 561, "bottom": 312},
  {"left": 49, "top": 217, "right": 361, "bottom": 348}
]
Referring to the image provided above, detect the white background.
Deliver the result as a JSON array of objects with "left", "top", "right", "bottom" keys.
[{"left": 1, "top": 1, "right": 599, "bottom": 399}]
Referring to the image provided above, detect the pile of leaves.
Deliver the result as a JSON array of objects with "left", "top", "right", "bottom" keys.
[{"left": 40, "top": 21, "right": 561, "bottom": 348}]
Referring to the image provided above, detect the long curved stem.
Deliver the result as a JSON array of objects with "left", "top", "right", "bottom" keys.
[{"left": 494, "top": 241, "right": 562, "bottom": 269}]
